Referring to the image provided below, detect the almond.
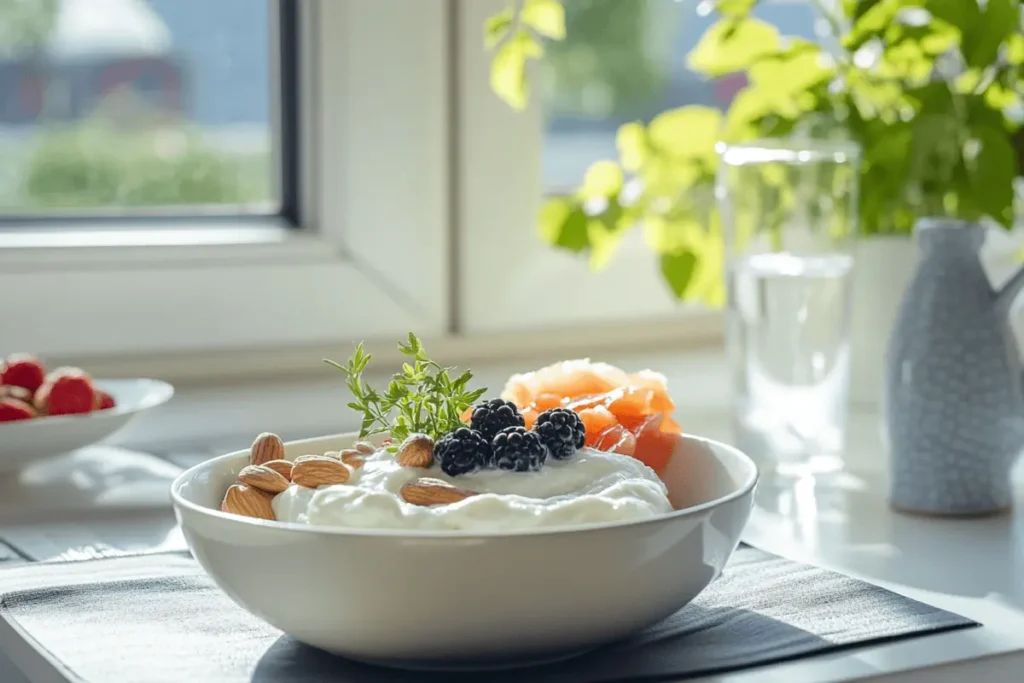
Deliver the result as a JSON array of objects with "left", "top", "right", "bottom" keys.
[
  {"left": 292, "top": 457, "right": 351, "bottom": 488},
  {"left": 221, "top": 484, "right": 276, "bottom": 520},
  {"left": 397, "top": 434, "right": 434, "bottom": 468},
  {"left": 237, "top": 464, "right": 290, "bottom": 494},
  {"left": 250, "top": 432, "right": 285, "bottom": 466},
  {"left": 353, "top": 440, "right": 376, "bottom": 455},
  {"left": 400, "top": 477, "right": 477, "bottom": 506},
  {"left": 339, "top": 449, "right": 365, "bottom": 468},
  {"left": 262, "top": 459, "right": 293, "bottom": 480},
  {"left": 295, "top": 453, "right": 332, "bottom": 464}
]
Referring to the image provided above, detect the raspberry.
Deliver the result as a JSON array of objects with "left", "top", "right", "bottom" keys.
[
  {"left": 0, "top": 354, "right": 46, "bottom": 393},
  {"left": 94, "top": 389, "right": 117, "bottom": 411},
  {"left": 492, "top": 426, "right": 547, "bottom": 472},
  {"left": 469, "top": 398, "right": 525, "bottom": 440},
  {"left": 533, "top": 408, "right": 586, "bottom": 460},
  {"left": 0, "top": 398, "right": 36, "bottom": 422},
  {"left": 35, "top": 368, "right": 96, "bottom": 416},
  {"left": 434, "top": 428, "right": 491, "bottom": 476}
]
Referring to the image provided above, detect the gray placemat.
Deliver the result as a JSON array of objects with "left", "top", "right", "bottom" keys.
[{"left": 0, "top": 546, "right": 975, "bottom": 683}]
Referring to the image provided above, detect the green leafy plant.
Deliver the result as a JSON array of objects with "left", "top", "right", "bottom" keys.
[
  {"left": 326, "top": 333, "right": 487, "bottom": 447},
  {"left": 486, "top": 0, "right": 1024, "bottom": 304}
]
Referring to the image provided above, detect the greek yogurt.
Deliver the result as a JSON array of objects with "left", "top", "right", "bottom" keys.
[{"left": 272, "top": 447, "right": 673, "bottom": 531}]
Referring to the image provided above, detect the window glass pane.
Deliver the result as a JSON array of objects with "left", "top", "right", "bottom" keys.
[
  {"left": 0, "top": 0, "right": 275, "bottom": 216},
  {"left": 542, "top": 0, "right": 823, "bottom": 192}
]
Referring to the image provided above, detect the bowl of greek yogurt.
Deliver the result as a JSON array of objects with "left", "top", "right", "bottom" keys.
[{"left": 171, "top": 430, "right": 757, "bottom": 670}]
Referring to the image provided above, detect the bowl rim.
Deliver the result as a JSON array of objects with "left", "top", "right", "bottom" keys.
[
  {"left": 0, "top": 377, "right": 175, "bottom": 428},
  {"left": 171, "top": 431, "right": 759, "bottom": 540}
]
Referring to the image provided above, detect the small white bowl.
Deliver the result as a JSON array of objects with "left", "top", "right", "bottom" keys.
[
  {"left": 172, "top": 432, "right": 757, "bottom": 670},
  {"left": 0, "top": 378, "right": 174, "bottom": 471}
]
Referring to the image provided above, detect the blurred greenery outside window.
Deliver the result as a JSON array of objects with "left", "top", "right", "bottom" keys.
[
  {"left": 0, "top": 0, "right": 274, "bottom": 215},
  {"left": 541, "top": 0, "right": 827, "bottom": 192}
]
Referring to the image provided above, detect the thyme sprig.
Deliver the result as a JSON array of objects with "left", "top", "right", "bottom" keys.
[{"left": 325, "top": 333, "right": 486, "bottom": 447}]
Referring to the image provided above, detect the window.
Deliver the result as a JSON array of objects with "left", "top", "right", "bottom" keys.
[
  {"left": 0, "top": 0, "right": 279, "bottom": 218},
  {"left": 0, "top": 1, "right": 449, "bottom": 360}
]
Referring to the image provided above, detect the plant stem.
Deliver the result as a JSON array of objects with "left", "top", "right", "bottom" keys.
[{"left": 808, "top": 0, "right": 849, "bottom": 64}]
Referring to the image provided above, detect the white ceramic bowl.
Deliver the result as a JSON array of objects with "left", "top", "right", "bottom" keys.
[
  {"left": 171, "top": 432, "right": 757, "bottom": 670},
  {"left": 0, "top": 378, "right": 174, "bottom": 471}
]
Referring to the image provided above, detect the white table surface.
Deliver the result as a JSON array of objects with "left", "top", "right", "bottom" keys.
[{"left": 0, "top": 350, "right": 1022, "bottom": 682}]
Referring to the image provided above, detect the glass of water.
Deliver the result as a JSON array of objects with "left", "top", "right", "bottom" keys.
[{"left": 716, "top": 139, "right": 861, "bottom": 477}]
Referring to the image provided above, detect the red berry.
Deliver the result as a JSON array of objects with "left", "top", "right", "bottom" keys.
[
  {"left": 0, "top": 398, "right": 36, "bottom": 422},
  {"left": 0, "top": 354, "right": 46, "bottom": 393},
  {"left": 35, "top": 368, "right": 96, "bottom": 416},
  {"left": 94, "top": 389, "right": 116, "bottom": 411}
]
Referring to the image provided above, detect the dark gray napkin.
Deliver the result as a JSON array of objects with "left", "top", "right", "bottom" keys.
[{"left": 0, "top": 547, "right": 974, "bottom": 683}]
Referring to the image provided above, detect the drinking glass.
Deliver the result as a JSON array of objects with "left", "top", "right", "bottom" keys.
[{"left": 716, "top": 139, "right": 861, "bottom": 477}]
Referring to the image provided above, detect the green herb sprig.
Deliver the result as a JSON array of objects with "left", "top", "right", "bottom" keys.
[{"left": 325, "top": 333, "right": 486, "bottom": 448}]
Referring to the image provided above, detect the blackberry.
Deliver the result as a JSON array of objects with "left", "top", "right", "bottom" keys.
[
  {"left": 533, "top": 408, "right": 586, "bottom": 460},
  {"left": 469, "top": 398, "right": 525, "bottom": 440},
  {"left": 434, "top": 428, "right": 492, "bottom": 476},
  {"left": 492, "top": 426, "right": 547, "bottom": 472}
]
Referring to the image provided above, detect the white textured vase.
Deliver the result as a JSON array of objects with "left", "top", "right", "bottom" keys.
[{"left": 849, "top": 235, "right": 918, "bottom": 407}]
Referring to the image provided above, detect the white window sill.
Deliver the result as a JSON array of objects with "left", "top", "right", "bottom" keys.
[
  {"left": 56, "top": 312, "right": 724, "bottom": 385},
  {"left": 0, "top": 220, "right": 337, "bottom": 269}
]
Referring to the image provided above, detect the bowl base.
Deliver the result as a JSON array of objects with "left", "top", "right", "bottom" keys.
[{"left": 345, "top": 647, "right": 595, "bottom": 672}]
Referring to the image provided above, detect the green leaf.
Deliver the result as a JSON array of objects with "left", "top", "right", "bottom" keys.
[
  {"left": 521, "top": 0, "right": 566, "bottom": 40},
  {"left": 538, "top": 197, "right": 589, "bottom": 252},
  {"left": 484, "top": 8, "right": 514, "bottom": 49},
  {"left": 578, "top": 161, "right": 624, "bottom": 199},
  {"left": 408, "top": 331, "right": 423, "bottom": 354},
  {"left": 464, "top": 387, "right": 487, "bottom": 404},
  {"left": 843, "top": 0, "right": 901, "bottom": 50},
  {"left": 884, "top": 16, "right": 959, "bottom": 57},
  {"left": 1007, "top": 33, "right": 1024, "bottom": 66},
  {"left": 616, "top": 122, "right": 648, "bottom": 172},
  {"left": 641, "top": 157, "right": 704, "bottom": 197},
  {"left": 878, "top": 38, "right": 934, "bottom": 83},
  {"left": 984, "top": 82, "right": 1022, "bottom": 110},
  {"left": 686, "top": 211, "right": 726, "bottom": 306},
  {"left": 586, "top": 216, "right": 627, "bottom": 271},
  {"left": 490, "top": 29, "right": 543, "bottom": 110},
  {"left": 969, "top": 125, "right": 1018, "bottom": 228},
  {"left": 963, "top": 0, "right": 1016, "bottom": 68},
  {"left": 643, "top": 215, "right": 705, "bottom": 253},
  {"left": 925, "top": 0, "right": 979, "bottom": 30},
  {"left": 722, "top": 87, "right": 770, "bottom": 141},
  {"left": 647, "top": 106, "right": 723, "bottom": 164},
  {"left": 748, "top": 41, "right": 834, "bottom": 107},
  {"left": 849, "top": 0, "right": 885, "bottom": 21},
  {"left": 687, "top": 18, "right": 781, "bottom": 78},
  {"left": 659, "top": 250, "right": 699, "bottom": 299}
]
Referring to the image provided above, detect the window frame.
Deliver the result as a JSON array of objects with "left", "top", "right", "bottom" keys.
[{"left": 0, "top": 0, "right": 453, "bottom": 359}]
